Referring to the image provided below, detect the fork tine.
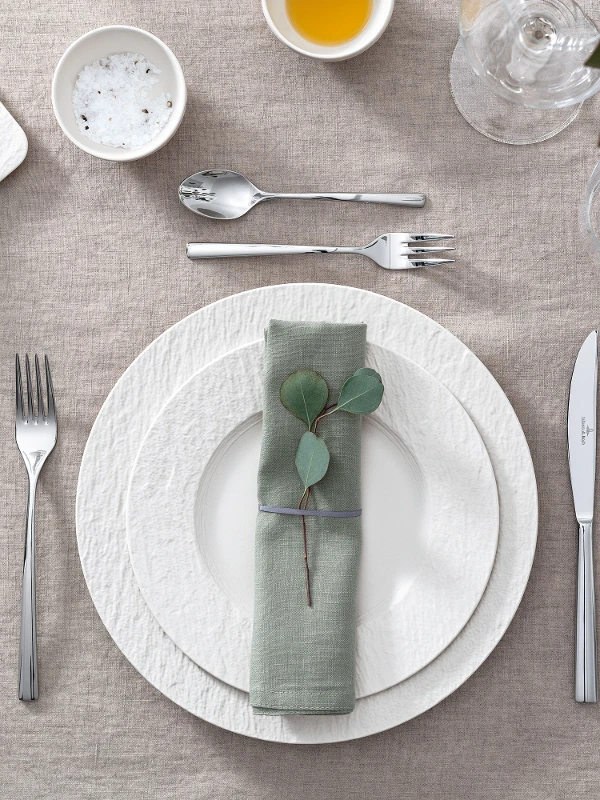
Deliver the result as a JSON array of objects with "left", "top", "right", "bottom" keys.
[
  {"left": 16, "top": 354, "right": 24, "bottom": 420},
  {"left": 45, "top": 356, "right": 55, "bottom": 419},
  {"left": 407, "top": 234, "right": 455, "bottom": 242},
  {"left": 35, "top": 354, "right": 45, "bottom": 419},
  {"left": 25, "top": 355, "right": 34, "bottom": 420},
  {"left": 406, "top": 258, "right": 455, "bottom": 269},
  {"left": 406, "top": 246, "right": 456, "bottom": 254}
]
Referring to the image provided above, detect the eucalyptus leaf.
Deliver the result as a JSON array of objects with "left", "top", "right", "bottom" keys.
[
  {"left": 353, "top": 367, "right": 382, "bottom": 383},
  {"left": 586, "top": 41, "right": 600, "bottom": 69},
  {"left": 280, "top": 370, "right": 328, "bottom": 428},
  {"left": 295, "top": 431, "right": 330, "bottom": 489},
  {"left": 335, "top": 374, "right": 384, "bottom": 415}
]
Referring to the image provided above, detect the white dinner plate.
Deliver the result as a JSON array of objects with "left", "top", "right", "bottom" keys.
[
  {"left": 76, "top": 283, "right": 537, "bottom": 744},
  {"left": 126, "top": 341, "right": 499, "bottom": 697}
]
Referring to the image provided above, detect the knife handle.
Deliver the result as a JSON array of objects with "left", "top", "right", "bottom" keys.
[{"left": 576, "top": 521, "right": 598, "bottom": 702}]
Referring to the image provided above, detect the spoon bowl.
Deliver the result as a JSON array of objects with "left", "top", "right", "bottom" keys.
[
  {"left": 179, "top": 170, "right": 262, "bottom": 220},
  {"left": 179, "top": 169, "right": 425, "bottom": 220}
]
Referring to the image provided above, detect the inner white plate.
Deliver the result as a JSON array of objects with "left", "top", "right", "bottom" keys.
[
  {"left": 126, "top": 340, "right": 499, "bottom": 698},
  {"left": 76, "top": 283, "right": 537, "bottom": 744}
]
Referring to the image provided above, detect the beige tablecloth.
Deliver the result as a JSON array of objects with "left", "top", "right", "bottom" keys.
[{"left": 1, "top": 0, "right": 600, "bottom": 797}]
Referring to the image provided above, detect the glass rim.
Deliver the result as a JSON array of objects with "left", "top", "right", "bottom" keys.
[{"left": 501, "top": 0, "right": 600, "bottom": 49}]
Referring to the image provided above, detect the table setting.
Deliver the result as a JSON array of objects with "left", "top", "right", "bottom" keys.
[{"left": 3, "top": 0, "right": 600, "bottom": 796}]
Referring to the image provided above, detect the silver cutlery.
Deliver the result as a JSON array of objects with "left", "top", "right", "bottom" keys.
[
  {"left": 179, "top": 169, "right": 426, "bottom": 220},
  {"left": 15, "top": 354, "right": 57, "bottom": 701},
  {"left": 568, "top": 331, "right": 598, "bottom": 703},
  {"left": 186, "top": 233, "right": 454, "bottom": 270}
]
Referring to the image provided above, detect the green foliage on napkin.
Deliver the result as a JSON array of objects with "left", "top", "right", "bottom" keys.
[
  {"left": 250, "top": 319, "right": 367, "bottom": 716},
  {"left": 280, "top": 365, "right": 384, "bottom": 606},
  {"left": 335, "top": 371, "right": 384, "bottom": 414},
  {"left": 295, "top": 431, "right": 330, "bottom": 489},
  {"left": 280, "top": 369, "right": 328, "bottom": 427}
]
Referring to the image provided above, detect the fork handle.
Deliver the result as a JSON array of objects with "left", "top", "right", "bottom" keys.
[
  {"left": 186, "top": 243, "right": 358, "bottom": 259},
  {"left": 19, "top": 476, "right": 38, "bottom": 701},
  {"left": 264, "top": 192, "right": 426, "bottom": 208},
  {"left": 576, "top": 521, "right": 598, "bottom": 702}
]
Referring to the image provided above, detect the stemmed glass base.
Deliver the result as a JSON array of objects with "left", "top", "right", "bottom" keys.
[{"left": 449, "top": 41, "right": 582, "bottom": 144}]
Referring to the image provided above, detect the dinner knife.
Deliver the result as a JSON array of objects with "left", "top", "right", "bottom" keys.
[{"left": 568, "top": 330, "right": 599, "bottom": 703}]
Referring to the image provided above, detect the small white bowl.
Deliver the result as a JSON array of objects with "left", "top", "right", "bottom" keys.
[
  {"left": 262, "top": 0, "right": 394, "bottom": 61},
  {"left": 52, "top": 26, "right": 187, "bottom": 162}
]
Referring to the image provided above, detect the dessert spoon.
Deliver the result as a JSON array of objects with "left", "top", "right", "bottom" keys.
[{"left": 179, "top": 169, "right": 425, "bottom": 220}]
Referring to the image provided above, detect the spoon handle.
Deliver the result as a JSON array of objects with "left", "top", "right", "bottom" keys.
[
  {"left": 265, "top": 192, "right": 426, "bottom": 208},
  {"left": 186, "top": 243, "right": 357, "bottom": 259}
]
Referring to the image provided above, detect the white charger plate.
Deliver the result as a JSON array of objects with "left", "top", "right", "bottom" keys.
[
  {"left": 76, "top": 283, "right": 538, "bottom": 744},
  {"left": 126, "top": 340, "right": 499, "bottom": 698}
]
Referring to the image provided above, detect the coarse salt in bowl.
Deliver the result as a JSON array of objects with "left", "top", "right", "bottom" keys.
[{"left": 52, "top": 26, "right": 186, "bottom": 162}]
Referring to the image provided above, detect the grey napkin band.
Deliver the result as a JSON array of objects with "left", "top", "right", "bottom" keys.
[{"left": 259, "top": 505, "right": 362, "bottom": 518}]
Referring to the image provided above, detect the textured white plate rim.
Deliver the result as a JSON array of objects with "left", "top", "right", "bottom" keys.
[
  {"left": 76, "top": 283, "right": 538, "bottom": 744},
  {"left": 126, "top": 339, "right": 499, "bottom": 697}
]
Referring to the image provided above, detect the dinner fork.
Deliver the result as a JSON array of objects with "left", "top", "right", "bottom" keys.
[
  {"left": 186, "top": 233, "right": 455, "bottom": 270},
  {"left": 15, "top": 354, "right": 57, "bottom": 701}
]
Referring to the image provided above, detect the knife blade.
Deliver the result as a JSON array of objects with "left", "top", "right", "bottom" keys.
[{"left": 568, "top": 330, "right": 598, "bottom": 703}]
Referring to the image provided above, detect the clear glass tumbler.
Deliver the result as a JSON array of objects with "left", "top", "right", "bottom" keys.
[
  {"left": 450, "top": 0, "right": 600, "bottom": 144},
  {"left": 582, "top": 159, "right": 600, "bottom": 257}
]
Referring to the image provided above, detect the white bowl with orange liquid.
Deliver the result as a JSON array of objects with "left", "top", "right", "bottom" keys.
[{"left": 262, "top": 0, "right": 395, "bottom": 61}]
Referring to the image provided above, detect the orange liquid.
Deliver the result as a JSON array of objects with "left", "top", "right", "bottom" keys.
[{"left": 286, "top": 0, "right": 372, "bottom": 46}]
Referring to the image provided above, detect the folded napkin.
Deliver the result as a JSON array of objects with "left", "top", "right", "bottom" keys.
[{"left": 250, "top": 319, "right": 366, "bottom": 715}]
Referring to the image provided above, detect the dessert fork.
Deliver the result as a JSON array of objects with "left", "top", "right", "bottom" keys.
[
  {"left": 186, "top": 233, "right": 455, "bottom": 270},
  {"left": 15, "top": 354, "right": 57, "bottom": 701}
]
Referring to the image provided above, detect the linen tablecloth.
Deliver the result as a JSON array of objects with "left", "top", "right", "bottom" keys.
[{"left": 1, "top": 0, "right": 599, "bottom": 797}]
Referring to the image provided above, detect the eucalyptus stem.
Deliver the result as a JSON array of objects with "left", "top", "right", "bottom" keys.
[
  {"left": 282, "top": 367, "right": 384, "bottom": 608},
  {"left": 298, "top": 487, "right": 312, "bottom": 606},
  {"left": 303, "top": 487, "right": 312, "bottom": 509},
  {"left": 312, "top": 404, "right": 337, "bottom": 434},
  {"left": 298, "top": 408, "right": 335, "bottom": 607}
]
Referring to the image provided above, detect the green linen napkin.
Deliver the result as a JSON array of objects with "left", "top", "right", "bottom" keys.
[{"left": 250, "top": 319, "right": 366, "bottom": 715}]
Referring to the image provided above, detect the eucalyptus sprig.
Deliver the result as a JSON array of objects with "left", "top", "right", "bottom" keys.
[{"left": 280, "top": 367, "right": 384, "bottom": 605}]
